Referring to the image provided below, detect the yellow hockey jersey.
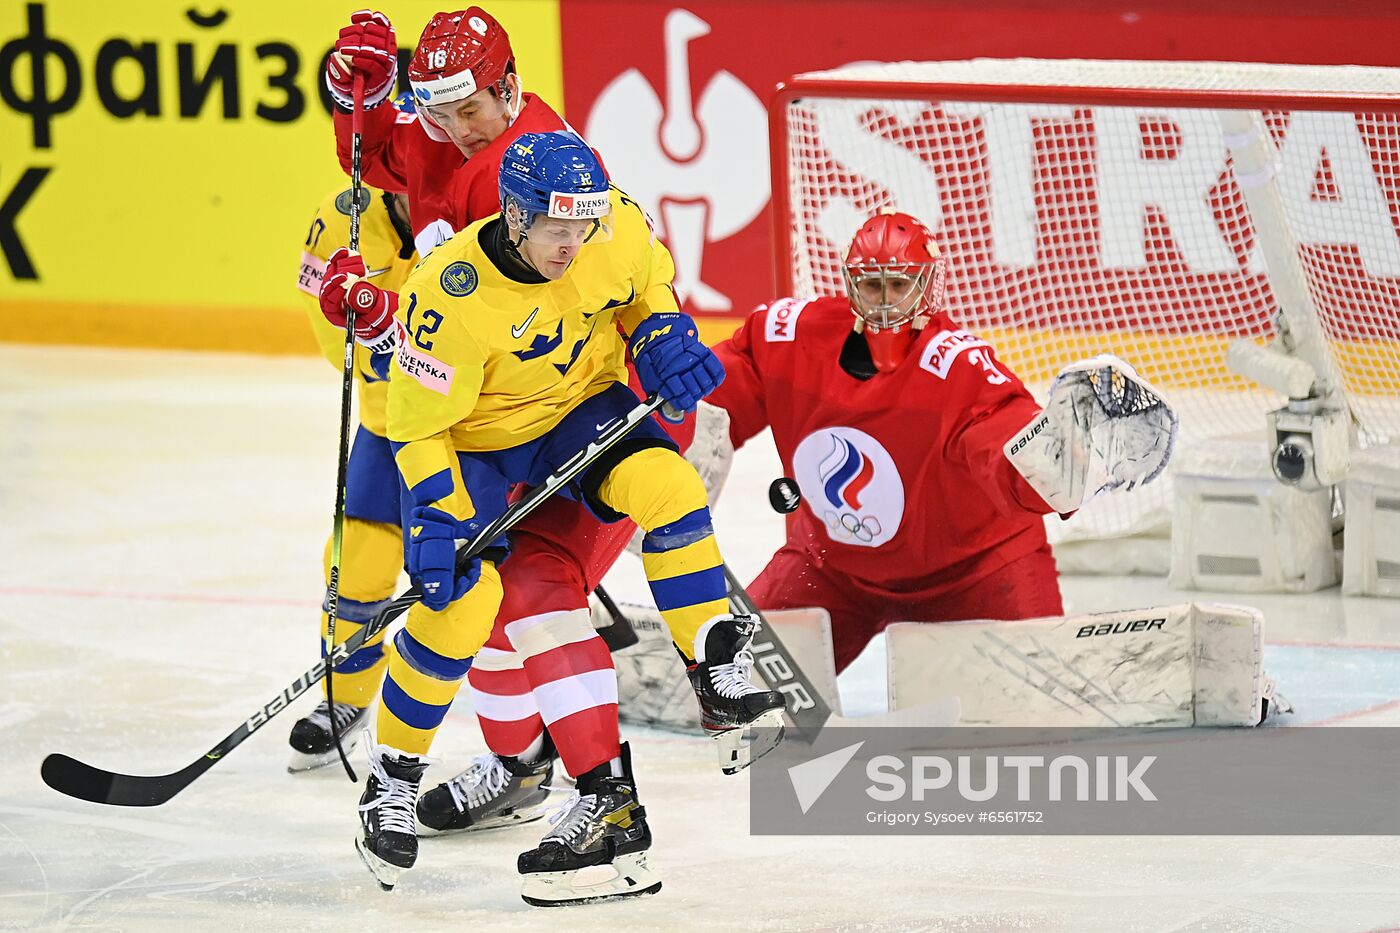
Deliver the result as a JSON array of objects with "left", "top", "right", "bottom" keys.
[
  {"left": 297, "top": 185, "right": 418, "bottom": 436},
  {"left": 387, "top": 187, "right": 679, "bottom": 516}
]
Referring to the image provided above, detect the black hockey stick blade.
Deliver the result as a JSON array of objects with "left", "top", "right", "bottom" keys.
[
  {"left": 41, "top": 752, "right": 211, "bottom": 807},
  {"left": 40, "top": 394, "right": 669, "bottom": 807},
  {"left": 593, "top": 584, "right": 640, "bottom": 651}
]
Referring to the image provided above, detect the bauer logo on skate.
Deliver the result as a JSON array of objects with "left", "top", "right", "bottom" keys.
[
  {"left": 793, "top": 427, "right": 905, "bottom": 547},
  {"left": 393, "top": 319, "right": 454, "bottom": 394}
]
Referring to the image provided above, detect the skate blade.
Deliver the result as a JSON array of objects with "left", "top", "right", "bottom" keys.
[
  {"left": 286, "top": 724, "right": 369, "bottom": 773},
  {"left": 417, "top": 800, "right": 550, "bottom": 837},
  {"left": 355, "top": 836, "right": 410, "bottom": 891},
  {"left": 520, "top": 852, "right": 662, "bottom": 907},
  {"left": 714, "top": 709, "right": 786, "bottom": 775}
]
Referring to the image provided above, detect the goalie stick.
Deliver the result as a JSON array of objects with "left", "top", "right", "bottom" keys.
[
  {"left": 40, "top": 394, "right": 671, "bottom": 808},
  {"left": 731, "top": 476, "right": 960, "bottom": 743}
]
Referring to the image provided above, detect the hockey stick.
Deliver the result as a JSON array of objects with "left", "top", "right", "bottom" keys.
[
  {"left": 726, "top": 567, "right": 960, "bottom": 740},
  {"left": 727, "top": 477, "right": 960, "bottom": 742},
  {"left": 41, "top": 395, "right": 671, "bottom": 807},
  {"left": 593, "top": 584, "right": 640, "bottom": 651},
  {"left": 322, "top": 73, "right": 368, "bottom": 782}
]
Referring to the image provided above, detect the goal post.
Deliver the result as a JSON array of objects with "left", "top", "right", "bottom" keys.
[{"left": 768, "top": 59, "right": 1400, "bottom": 548}]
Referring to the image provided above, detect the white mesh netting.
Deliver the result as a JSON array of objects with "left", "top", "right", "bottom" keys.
[{"left": 776, "top": 59, "right": 1400, "bottom": 544}]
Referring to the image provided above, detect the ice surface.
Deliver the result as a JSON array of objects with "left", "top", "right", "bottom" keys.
[{"left": 2, "top": 345, "right": 1398, "bottom": 932}]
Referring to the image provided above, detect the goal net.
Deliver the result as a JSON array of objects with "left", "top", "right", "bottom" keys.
[{"left": 770, "top": 59, "right": 1400, "bottom": 557}]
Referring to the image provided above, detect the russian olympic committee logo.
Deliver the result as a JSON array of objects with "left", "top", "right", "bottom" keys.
[
  {"left": 440, "top": 261, "right": 478, "bottom": 297},
  {"left": 792, "top": 427, "right": 905, "bottom": 547}
]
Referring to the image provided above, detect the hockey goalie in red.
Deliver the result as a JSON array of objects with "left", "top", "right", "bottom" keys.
[{"left": 707, "top": 212, "right": 1178, "bottom": 672}]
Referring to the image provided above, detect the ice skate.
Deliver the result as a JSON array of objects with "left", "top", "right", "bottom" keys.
[
  {"left": 416, "top": 749, "right": 553, "bottom": 836},
  {"left": 355, "top": 744, "right": 427, "bottom": 891},
  {"left": 286, "top": 699, "right": 371, "bottom": 772},
  {"left": 687, "top": 613, "right": 787, "bottom": 774},
  {"left": 517, "top": 743, "right": 661, "bottom": 907}
]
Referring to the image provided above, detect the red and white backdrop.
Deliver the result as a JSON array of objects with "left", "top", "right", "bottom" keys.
[{"left": 560, "top": 0, "right": 1400, "bottom": 324}]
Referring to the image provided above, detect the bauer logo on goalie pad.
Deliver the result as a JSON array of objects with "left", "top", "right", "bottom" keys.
[
  {"left": 1077, "top": 617, "right": 1166, "bottom": 638},
  {"left": 763, "top": 297, "right": 808, "bottom": 343},
  {"left": 393, "top": 318, "right": 455, "bottom": 394},
  {"left": 793, "top": 426, "right": 904, "bottom": 547}
]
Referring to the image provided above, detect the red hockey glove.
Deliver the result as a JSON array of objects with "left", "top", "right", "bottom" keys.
[
  {"left": 325, "top": 10, "right": 398, "bottom": 110},
  {"left": 319, "top": 248, "right": 398, "bottom": 354}
]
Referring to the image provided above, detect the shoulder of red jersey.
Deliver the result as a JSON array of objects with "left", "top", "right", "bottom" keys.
[
  {"left": 913, "top": 324, "right": 1018, "bottom": 390},
  {"left": 518, "top": 93, "right": 566, "bottom": 131},
  {"left": 751, "top": 295, "right": 848, "bottom": 345}
]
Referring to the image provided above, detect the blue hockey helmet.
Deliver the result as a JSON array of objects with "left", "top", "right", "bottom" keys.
[{"left": 499, "top": 131, "right": 612, "bottom": 247}]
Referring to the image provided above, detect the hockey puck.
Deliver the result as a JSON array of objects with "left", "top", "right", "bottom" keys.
[{"left": 768, "top": 477, "right": 802, "bottom": 514}]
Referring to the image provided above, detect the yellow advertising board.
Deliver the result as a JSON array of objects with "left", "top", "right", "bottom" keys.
[{"left": 0, "top": 1, "right": 563, "bottom": 353}]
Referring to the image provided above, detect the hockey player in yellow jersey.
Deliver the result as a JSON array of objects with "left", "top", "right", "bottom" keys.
[
  {"left": 288, "top": 183, "right": 416, "bottom": 771},
  {"left": 330, "top": 131, "right": 786, "bottom": 892}
]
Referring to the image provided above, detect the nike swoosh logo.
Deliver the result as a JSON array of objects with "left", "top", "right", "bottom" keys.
[
  {"left": 512, "top": 307, "right": 540, "bottom": 339},
  {"left": 365, "top": 266, "right": 391, "bottom": 278},
  {"left": 596, "top": 419, "right": 618, "bottom": 432}
]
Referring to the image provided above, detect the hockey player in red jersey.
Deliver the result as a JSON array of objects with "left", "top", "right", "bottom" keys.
[
  {"left": 706, "top": 212, "right": 1177, "bottom": 672},
  {"left": 326, "top": 8, "right": 568, "bottom": 255}
]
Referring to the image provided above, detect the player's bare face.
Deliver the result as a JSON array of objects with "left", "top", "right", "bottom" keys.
[
  {"left": 520, "top": 218, "right": 595, "bottom": 280},
  {"left": 425, "top": 78, "right": 516, "bottom": 158},
  {"left": 854, "top": 274, "right": 917, "bottom": 321}
]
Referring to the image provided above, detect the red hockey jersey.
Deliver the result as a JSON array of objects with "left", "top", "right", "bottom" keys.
[
  {"left": 708, "top": 296, "right": 1055, "bottom": 597},
  {"left": 333, "top": 93, "right": 567, "bottom": 255}
]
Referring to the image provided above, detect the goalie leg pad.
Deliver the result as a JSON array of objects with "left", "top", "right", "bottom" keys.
[
  {"left": 886, "top": 602, "right": 1277, "bottom": 727},
  {"left": 1005, "top": 354, "right": 1179, "bottom": 513}
]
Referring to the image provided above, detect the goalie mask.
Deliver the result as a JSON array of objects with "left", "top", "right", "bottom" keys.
[
  {"left": 843, "top": 212, "right": 947, "bottom": 373},
  {"left": 408, "top": 8, "right": 518, "bottom": 145}
]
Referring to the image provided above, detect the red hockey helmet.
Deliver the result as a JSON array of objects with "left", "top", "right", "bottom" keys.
[
  {"left": 842, "top": 212, "right": 946, "bottom": 372},
  {"left": 408, "top": 8, "right": 516, "bottom": 142}
]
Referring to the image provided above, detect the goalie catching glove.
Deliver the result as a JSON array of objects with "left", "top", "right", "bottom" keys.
[
  {"left": 319, "top": 247, "right": 399, "bottom": 355},
  {"left": 1004, "top": 354, "right": 1178, "bottom": 514}
]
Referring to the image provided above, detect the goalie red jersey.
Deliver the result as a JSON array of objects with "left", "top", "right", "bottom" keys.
[
  {"left": 708, "top": 293, "right": 1065, "bottom": 671},
  {"left": 713, "top": 294, "right": 1055, "bottom": 588}
]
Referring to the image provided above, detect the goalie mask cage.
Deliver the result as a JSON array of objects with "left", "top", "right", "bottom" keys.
[{"left": 770, "top": 59, "right": 1400, "bottom": 543}]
